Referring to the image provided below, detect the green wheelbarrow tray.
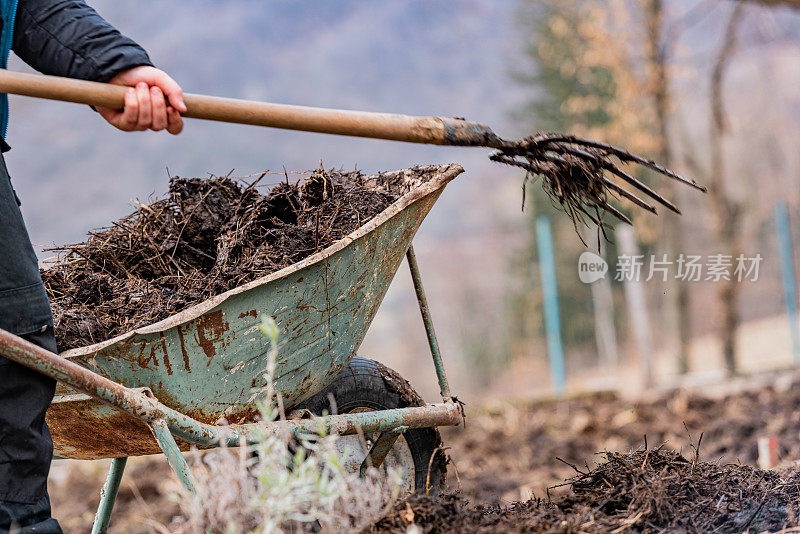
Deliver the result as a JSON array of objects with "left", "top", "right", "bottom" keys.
[
  {"left": 0, "top": 163, "right": 464, "bottom": 464},
  {"left": 0, "top": 164, "right": 465, "bottom": 532}
]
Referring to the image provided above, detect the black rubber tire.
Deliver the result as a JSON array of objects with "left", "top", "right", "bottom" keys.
[{"left": 292, "top": 356, "right": 446, "bottom": 493}]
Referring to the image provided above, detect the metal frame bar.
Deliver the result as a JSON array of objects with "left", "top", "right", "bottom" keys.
[
  {"left": 359, "top": 427, "right": 405, "bottom": 477},
  {"left": 91, "top": 457, "right": 127, "bottom": 534},
  {"left": 406, "top": 246, "right": 451, "bottom": 401},
  {"left": 149, "top": 419, "right": 198, "bottom": 494}
]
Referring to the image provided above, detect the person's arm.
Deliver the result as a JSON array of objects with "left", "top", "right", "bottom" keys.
[{"left": 12, "top": 0, "right": 185, "bottom": 133}]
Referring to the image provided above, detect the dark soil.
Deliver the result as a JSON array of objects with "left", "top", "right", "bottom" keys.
[
  {"left": 51, "top": 374, "right": 800, "bottom": 533},
  {"left": 43, "top": 168, "right": 406, "bottom": 350},
  {"left": 444, "top": 376, "right": 800, "bottom": 506},
  {"left": 51, "top": 457, "right": 180, "bottom": 534},
  {"left": 370, "top": 448, "right": 800, "bottom": 533}
]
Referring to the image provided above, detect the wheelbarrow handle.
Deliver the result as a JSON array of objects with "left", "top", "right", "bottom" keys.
[
  {"left": 0, "top": 327, "right": 159, "bottom": 418},
  {"left": 0, "top": 327, "right": 462, "bottom": 450},
  {"left": 0, "top": 69, "right": 504, "bottom": 148}
]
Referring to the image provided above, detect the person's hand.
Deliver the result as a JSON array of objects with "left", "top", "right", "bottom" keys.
[{"left": 96, "top": 66, "right": 187, "bottom": 134}]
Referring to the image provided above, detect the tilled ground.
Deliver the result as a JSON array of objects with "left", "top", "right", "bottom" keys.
[
  {"left": 369, "top": 448, "right": 800, "bottom": 533},
  {"left": 50, "top": 374, "right": 800, "bottom": 533},
  {"left": 441, "top": 374, "right": 800, "bottom": 506}
]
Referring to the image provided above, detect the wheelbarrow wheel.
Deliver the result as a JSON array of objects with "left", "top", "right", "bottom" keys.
[{"left": 293, "top": 356, "right": 446, "bottom": 494}]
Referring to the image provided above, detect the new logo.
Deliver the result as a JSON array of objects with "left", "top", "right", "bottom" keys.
[{"left": 578, "top": 251, "right": 608, "bottom": 283}]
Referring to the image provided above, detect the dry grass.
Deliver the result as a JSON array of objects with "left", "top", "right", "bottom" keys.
[{"left": 159, "top": 319, "right": 405, "bottom": 534}]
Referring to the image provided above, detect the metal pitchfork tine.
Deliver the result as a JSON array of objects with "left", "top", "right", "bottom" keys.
[{"left": 492, "top": 134, "right": 696, "bottom": 222}]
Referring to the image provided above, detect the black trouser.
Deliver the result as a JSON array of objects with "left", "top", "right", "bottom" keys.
[{"left": 0, "top": 152, "right": 62, "bottom": 533}]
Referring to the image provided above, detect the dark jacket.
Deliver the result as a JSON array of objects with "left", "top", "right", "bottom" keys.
[
  {"left": 0, "top": 0, "right": 153, "bottom": 512},
  {"left": 0, "top": 0, "right": 153, "bottom": 336},
  {"left": 1, "top": 0, "right": 153, "bottom": 137}
]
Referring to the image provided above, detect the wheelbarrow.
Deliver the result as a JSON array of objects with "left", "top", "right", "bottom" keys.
[{"left": 0, "top": 164, "right": 465, "bottom": 533}]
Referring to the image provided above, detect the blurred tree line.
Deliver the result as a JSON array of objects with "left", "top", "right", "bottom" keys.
[
  {"left": 504, "top": 0, "right": 797, "bottom": 382},
  {"left": 506, "top": 0, "right": 669, "bottom": 380}
]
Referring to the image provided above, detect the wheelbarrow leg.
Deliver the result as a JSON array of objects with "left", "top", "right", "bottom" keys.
[
  {"left": 406, "top": 246, "right": 451, "bottom": 401},
  {"left": 359, "top": 427, "right": 405, "bottom": 477},
  {"left": 91, "top": 457, "right": 127, "bottom": 534},
  {"left": 148, "top": 419, "right": 199, "bottom": 495}
]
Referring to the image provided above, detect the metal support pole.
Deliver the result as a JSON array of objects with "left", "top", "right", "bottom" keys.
[
  {"left": 406, "top": 246, "right": 451, "bottom": 401},
  {"left": 91, "top": 457, "right": 128, "bottom": 534},
  {"left": 775, "top": 202, "right": 800, "bottom": 364},
  {"left": 536, "top": 216, "right": 566, "bottom": 397},
  {"left": 149, "top": 419, "right": 198, "bottom": 495},
  {"left": 360, "top": 427, "right": 405, "bottom": 477}
]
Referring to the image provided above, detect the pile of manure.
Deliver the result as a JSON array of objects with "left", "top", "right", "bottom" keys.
[
  {"left": 43, "top": 166, "right": 437, "bottom": 350},
  {"left": 371, "top": 446, "right": 800, "bottom": 533}
]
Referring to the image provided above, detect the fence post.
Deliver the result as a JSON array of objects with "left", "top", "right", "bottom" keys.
[
  {"left": 616, "top": 225, "right": 654, "bottom": 387},
  {"left": 775, "top": 201, "right": 800, "bottom": 364},
  {"left": 536, "top": 215, "right": 566, "bottom": 397},
  {"left": 584, "top": 226, "right": 619, "bottom": 368}
]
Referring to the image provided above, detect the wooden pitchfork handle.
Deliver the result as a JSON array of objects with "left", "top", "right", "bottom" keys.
[{"left": 0, "top": 69, "right": 505, "bottom": 148}]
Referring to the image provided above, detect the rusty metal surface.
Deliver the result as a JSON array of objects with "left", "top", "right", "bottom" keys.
[
  {"left": 48, "top": 395, "right": 151, "bottom": 459},
  {"left": 47, "top": 387, "right": 462, "bottom": 459},
  {"left": 0, "top": 313, "right": 464, "bottom": 459},
  {"left": 48, "top": 394, "right": 194, "bottom": 458},
  {"left": 35, "top": 164, "right": 464, "bottom": 459}
]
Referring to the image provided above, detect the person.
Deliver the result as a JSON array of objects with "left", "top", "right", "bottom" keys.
[{"left": 0, "top": 1, "right": 185, "bottom": 531}]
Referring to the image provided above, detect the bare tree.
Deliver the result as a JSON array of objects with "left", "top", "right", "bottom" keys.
[
  {"left": 708, "top": 2, "right": 747, "bottom": 375},
  {"left": 643, "top": 0, "right": 693, "bottom": 374}
]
